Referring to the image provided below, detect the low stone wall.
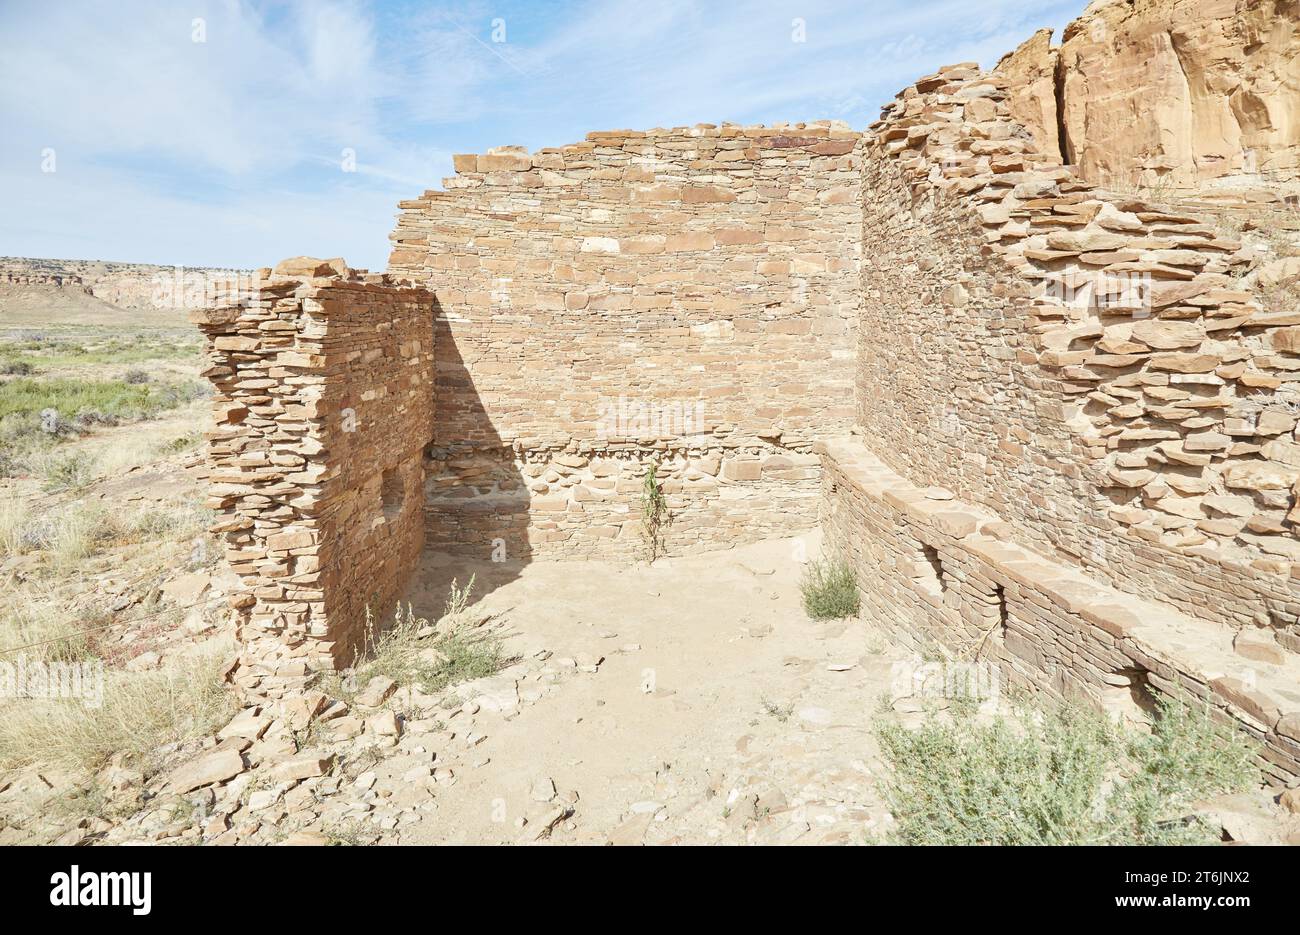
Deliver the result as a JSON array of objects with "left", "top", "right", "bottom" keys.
[
  {"left": 194, "top": 259, "right": 434, "bottom": 698},
  {"left": 425, "top": 440, "right": 821, "bottom": 561},
  {"left": 819, "top": 436, "right": 1300, "bottom": 783}
]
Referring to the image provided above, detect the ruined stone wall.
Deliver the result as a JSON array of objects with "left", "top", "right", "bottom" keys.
[
  {"left": 857, "top": 62, "right": 1300, "bottom": 648},
  {"left": 423, "top": 438, "right": 822, "bottom": 560},
  {"left": 388, "top": 123, "right": 861, "bottom": 559},
  {"left": 819, "top": 437, "right": 1300, "bottom": 783},
  {"left": 195, "top": 260, "right": 434, "bottom": 698},
  {"left": 995, "top": 0, "right": 1300, "bottom": 189}
]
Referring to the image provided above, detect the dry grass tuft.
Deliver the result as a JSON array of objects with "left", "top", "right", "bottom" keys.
[{"left": 0, "top": 649, "right": 236, "bottom": 775}]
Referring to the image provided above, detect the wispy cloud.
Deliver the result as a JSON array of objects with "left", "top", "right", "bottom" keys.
[{"left": 0, "top": 0, "right": 1084, "bottom": 269}]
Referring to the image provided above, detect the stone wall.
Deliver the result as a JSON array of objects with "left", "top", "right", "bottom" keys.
[
  {"left": 425, "top": 438, "right": 822, "bottom": 561},
  {"left": 857, "top": 62, "right": 1300, "bottom": 648},
  {"left": 994, "top": 0, "right": 1300, "bottom": 189},
  {"left": 388, "top": 123, "right": 860, "bottom": 559},
  {"left": 194, "top": 258, "right": 434, "bottom": 698},
  {"left": 819, "top": 436, "right": 1300, "bottom": 783}
]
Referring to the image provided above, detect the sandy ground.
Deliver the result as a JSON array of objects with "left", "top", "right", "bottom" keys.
[{"left": 396, "top": 533, "right": 907, "bottom": 845}]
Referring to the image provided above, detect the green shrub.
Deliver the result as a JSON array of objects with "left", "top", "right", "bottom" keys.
[
  {"left": 875, "top": 693, "right": 1260, "bottom": 846},
  {"left": 38, "top": 451, "right": 96, "bottom": 492},
  {"left": 0, "top": 332, "right": 201, "bottom": 368},
  {"left": 800, "top": 557, "right": 860, "bottom": 619},
  {"left": 0, "top": 377, "right": 155, "bottom": 423}
]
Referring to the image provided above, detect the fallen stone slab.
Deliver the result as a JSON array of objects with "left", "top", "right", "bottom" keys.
[{"left": 164, "top": 749, "right": 247, "bottom": 794}]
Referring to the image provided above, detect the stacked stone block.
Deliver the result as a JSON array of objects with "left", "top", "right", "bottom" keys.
[
  {"left": 820, "top": 436, "right": 1300, "bottom": 782},
  {"left": 194, "top": 258, "right": 434, "bottom": 698},
  {"left": 388, "top": 122, "right": 860, "bottom": 558},
  {"left": 425, "top": 438, "right": 821, "bottom": 561},
  {"left": 857, "top": 62, "right": 1300, "bottom": 647}
]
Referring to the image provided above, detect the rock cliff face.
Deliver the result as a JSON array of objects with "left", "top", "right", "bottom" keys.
[
  {"left": 994, "top": 28, "right": 1063, "bottom": 162},
  {"left": 0, "top": 257, "right": 252, "bottom": 311},
  {"left": 995, "top": 0, "right": 1300, "bottom": 189}
]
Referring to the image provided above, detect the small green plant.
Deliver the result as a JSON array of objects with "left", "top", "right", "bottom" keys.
[
  {"left": 799, "top": 557, "right": 860, "bottom": 619},
  {"left": 874, "top": 693, "right": 1260, "bottom": 846},
  {"left": 640, "top": 461, "right": 669, "bottom": 563},
  {"left": 761, "top": 697, "right": 794, "bottom": 723},
  {"left": 322, "top": 820, "right": 376, "bottom": 846}
]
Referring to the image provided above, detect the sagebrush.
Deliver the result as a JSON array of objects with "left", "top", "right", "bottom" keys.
[
  {"left": 800, "top": 557, "right": 860, "bottom": 619},
  {"left": 875, "top": 693, "right": 1259, "bottom": 845}
]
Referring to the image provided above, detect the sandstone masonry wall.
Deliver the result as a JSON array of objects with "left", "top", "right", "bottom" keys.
[
  {"left": 388, "top": 123, "right": 861, "bottom": 559},
  {"left": 820, "top": 436, "right": 1300, "bottom": 783},
  {"left": 424, "top": 438, "right": 822, "bottom": 560},
  {"left": 195, "top": 260, "right": 434, "bottom": 698},
  {"left": 858, "top": 62, "right": 1300, "bottom": 649}
]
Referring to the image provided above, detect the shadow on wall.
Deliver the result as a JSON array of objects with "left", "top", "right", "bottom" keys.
[{"left": 400, "top": 295, "right": 532, "bottom": 621}]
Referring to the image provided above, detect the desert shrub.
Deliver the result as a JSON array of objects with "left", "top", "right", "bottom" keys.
[
  {"left": 38, "top": 451, "right": 96, "bottom": 492},
  {"left": 443, "top": 574, "right": 475, "bottom": 618},
  {"left": 120, "top": 500, "right": 211, "bottom": 547},
  {"left": 0, "top": 358, "right": 34, "bottom": 376},
  {"left": 0, "top": 377, "right": 206, "bottom": 430},
  {"left": 0, "top": 378, "right": 154, "bottom": 423},
  {"left": 800, "top": 557, "right": 860, "bottom": 619},
  {"left": 2, "top": 331, "right": 201, "bottom": 368},
  {"left": 72, "top": 410, "right": 119, "bottom": 430},
  {"left": 337, "top": 599, "right": 504, "bottom": 701},
  {"left": 153, "top": 380, "right": 210, "bottom": 409},
  {"left": 7, "top": 502, "right": 124, "bottom": 570},
  {"left": 121, "top": 368, "right": 150, "bottom": 384},
  {"left": 157, "top": 431, "right": 202, "bottom": 454},
  {"left": 640, "top": 462, "right": 670, "bottom": 562},
  {"left": 0, "top": 410, "right": 71, "bottom": 459},
  {"left": 875, "top": 693, "right": 1260, "bottom": 846}
]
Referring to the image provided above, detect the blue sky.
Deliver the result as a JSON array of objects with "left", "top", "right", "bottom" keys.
[{"left": 0, "top": 0, "right": 1083, "bottom": 270}]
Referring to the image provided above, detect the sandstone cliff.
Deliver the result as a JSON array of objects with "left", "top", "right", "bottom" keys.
[
  {"left": 995, "top": 0, "right": 1300, "bottom": 189},
  {"left": 0, "top": 256, "right": 250, "bottom": 310}
]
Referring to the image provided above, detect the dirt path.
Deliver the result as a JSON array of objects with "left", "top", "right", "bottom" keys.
[{"left": 396, "top": 533, "right": 906, "bottom": 845}]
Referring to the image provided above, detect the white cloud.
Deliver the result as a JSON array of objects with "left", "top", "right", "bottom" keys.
[
  {"left": 0, "top": 160, "right": 408, "bottom": 270},
  {"left": 0, "top": 0, "right": 1085, "bottom": 268}
]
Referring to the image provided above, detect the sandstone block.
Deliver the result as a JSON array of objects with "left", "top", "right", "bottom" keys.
[
  {"left": 721, "top": 459, "right": 761, "bottom": 482},
  {"left": 165, "top": 749, "right": 247, "bottom": 794}
]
